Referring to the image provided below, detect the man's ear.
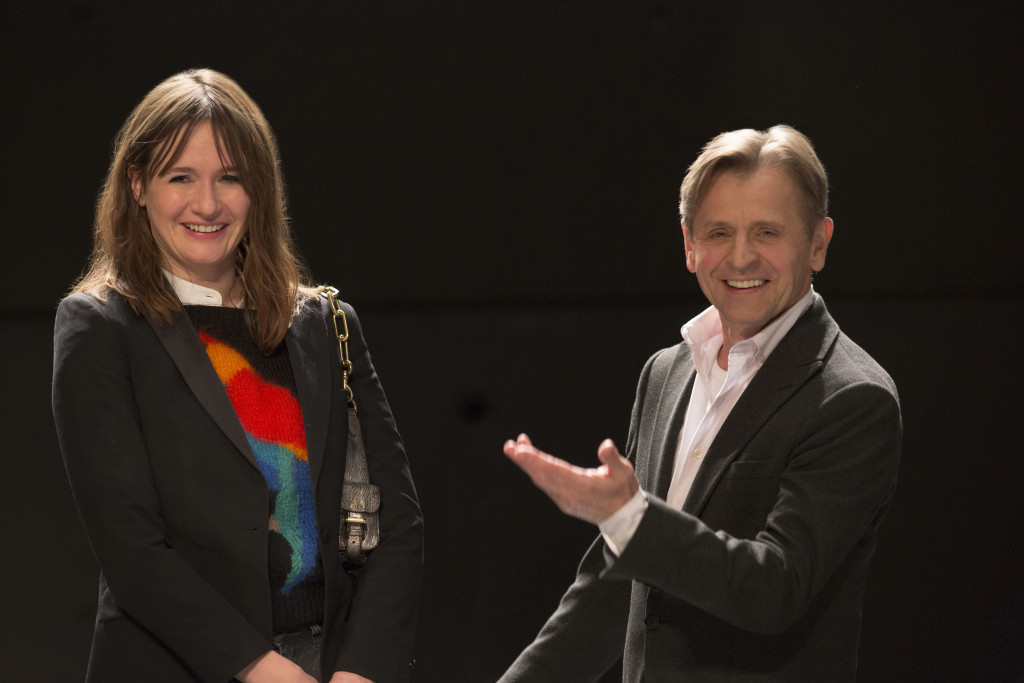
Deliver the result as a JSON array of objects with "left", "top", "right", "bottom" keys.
[
  {"left": 128, "top": 166, "right": 145, "bottom": 207},
  {"left": 810, "top": 217, "right": 834, "bottom": 272},
  {"left": 682, "top": 222, "right": 696, "bottom": 273}
]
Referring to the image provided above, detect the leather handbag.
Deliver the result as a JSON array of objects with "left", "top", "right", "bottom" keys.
[{"left": 321, "top": 286, "right": 380, "bottom": 563}]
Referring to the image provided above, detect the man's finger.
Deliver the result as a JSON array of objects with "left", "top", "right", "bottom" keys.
[
  {"left": 596, "top": 439, "right": 622, "bottom": 468},
  {"left": 505, "top": 433, "right": 537, "bottom": 460}
]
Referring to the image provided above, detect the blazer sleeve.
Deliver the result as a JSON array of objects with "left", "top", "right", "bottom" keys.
[
  {"left": 52, "top": 293, "right": 272, "bottom": 682},
  {"left": 603, "top": 370, "right": 902, "bottom": 635},
  {"left": 331, "top": 301, "right": 424, "bottom": 682},
  {"left": 499, "top": 350, "right": 661, "bottom": 682},
  {"left": 498, "top": 536, "right": 631, "bottom": 683}
]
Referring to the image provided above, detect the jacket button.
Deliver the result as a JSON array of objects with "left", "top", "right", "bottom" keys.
[{"left": 644, "top": 615, "right": 660, "bottom": 631}]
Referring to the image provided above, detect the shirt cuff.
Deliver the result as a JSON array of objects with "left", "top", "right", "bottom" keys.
[{"left": 599, "top": 488, "right": 648, "bottom": 557}]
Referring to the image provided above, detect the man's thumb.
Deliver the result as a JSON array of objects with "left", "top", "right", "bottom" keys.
[{"left": 597, "top": 439, "right": 623, "bottom": 468}]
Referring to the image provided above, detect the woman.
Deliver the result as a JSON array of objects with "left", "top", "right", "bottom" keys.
[{"left": 52, "top": 69, "right": 423, "bottom": 683}]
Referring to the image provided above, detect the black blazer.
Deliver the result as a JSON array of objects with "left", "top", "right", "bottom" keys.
[
  {"left": 501, "top": 295, "right": 902, "bottom": 681},
  {"left": 52, "top": 291, "right": 423, "bottom": 683}
]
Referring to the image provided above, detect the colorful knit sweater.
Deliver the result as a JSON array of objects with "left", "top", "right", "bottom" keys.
[{"left": 185, "top": 306, "right": 325, "bottom": 633}]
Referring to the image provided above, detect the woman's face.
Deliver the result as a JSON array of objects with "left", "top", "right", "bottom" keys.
[{"left": 133, "top": 121, "right": 250, "bottom": 291}]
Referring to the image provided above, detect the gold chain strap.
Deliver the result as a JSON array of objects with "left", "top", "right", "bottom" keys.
[{"left": 322, "top": 286, "right": 357, "bottom": 411}]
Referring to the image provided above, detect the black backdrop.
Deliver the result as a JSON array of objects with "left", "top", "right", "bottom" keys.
[{"left": 2, "top": 1, "right": 1022, "bottom": 680}]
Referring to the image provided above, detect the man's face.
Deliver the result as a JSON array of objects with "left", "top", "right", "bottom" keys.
[{"left": 684, "top": 167, "right": 832, "bottom": 343}]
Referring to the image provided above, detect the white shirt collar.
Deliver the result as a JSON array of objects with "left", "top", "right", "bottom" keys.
[
  {"left": 681, "top": 287, "right": 816, "bottom": 377},
  {"left": 163, "top": 269, "right": 240, "bottom": 307}
]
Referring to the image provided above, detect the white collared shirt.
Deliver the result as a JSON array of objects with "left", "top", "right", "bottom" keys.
[
  {"left": 163, "top": 269, "right": 242, "bottom": 307},
  {"left": 599, "top": 288, "right": 817, "bottom": 555}
]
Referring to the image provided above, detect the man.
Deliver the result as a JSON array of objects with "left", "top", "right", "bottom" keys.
[{"left": 500, "top": 125, "right": 901, "bottom": 681}]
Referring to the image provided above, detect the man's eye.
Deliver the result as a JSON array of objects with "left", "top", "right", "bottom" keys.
[
  {"left": 222, "top": 174, "right": 241, "bottom": 183},
  {"left": 169, "top": 175, "right": 190, "bottom": 183}
]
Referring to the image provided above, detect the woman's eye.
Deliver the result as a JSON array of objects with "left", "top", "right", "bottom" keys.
[
  {"left": 222, "top": 174, "right": 241, "bottom": 183},
  {"left": 169, "top": 175, "right": 189, "bottom": 183}
]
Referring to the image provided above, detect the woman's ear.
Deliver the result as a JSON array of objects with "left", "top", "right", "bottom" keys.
[{"left": 128, "top": 165, "right": 145, "bottom": 207}]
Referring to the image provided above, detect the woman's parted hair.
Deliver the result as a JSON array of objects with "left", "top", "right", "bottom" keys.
[
  {"left": 679, "top": 125, "right": 828, "bottom": 235},
  {"left": 74, "top": 68, "right": 315, "bottom": 353}
]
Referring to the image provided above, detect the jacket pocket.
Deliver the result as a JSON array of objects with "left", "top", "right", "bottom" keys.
[{"left": 722, "top": 459, "right": 775, "bottom": 479}]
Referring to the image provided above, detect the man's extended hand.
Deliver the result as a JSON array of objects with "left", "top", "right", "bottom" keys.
[{"left": 503, "top": 433, "right": 639, "bottom": 525}]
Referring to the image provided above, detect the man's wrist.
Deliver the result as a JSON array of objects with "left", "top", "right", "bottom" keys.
[{"left": 599, "top": 488, "right": 648, "bottom": 556}]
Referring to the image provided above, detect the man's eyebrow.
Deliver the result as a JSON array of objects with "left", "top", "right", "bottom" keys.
[
  {"left": 750, "top": 220, "right": 787, "bottom": 229},
  {"left": 693, "top": 220, "right": 733, "bottom": 232},
  {"left": 698, "top": 219, "right": 786, "bottom": 229}
]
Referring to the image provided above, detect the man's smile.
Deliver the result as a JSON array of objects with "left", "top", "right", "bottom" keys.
[{"left": 725, "top": 279, "right": 766, "bottom": 289}]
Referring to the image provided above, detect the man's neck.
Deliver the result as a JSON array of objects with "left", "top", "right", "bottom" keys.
[{"left": 714, "top": 288, "right": 816, "bottom": 370}]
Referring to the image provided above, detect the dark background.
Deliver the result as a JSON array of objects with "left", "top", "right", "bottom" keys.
[{"left": 3, "top": 1, "right": 1022, "bottom": 681}]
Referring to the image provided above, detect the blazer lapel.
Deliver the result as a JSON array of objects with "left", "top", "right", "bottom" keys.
[
  {"left": 286, "top": 299, "right": 332, "bottom": 491},
  {"left": 146, "top": 310, "right": 259, "bottom": 471},
  {"left": 644, "top": 345, "right": 697, "bottom": 500},
  {"left": 682, "top": 296, "right": 840, "bottom": 516}
]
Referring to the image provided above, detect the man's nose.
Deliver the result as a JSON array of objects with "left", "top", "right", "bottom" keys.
[{"left": 728, "top": 235, "right": 758, "bottom": 270}]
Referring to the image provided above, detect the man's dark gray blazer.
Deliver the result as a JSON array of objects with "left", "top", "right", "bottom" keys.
[
  {"left": 53, "top": 292, "right": 423, "bottom": 683},
  {"left": 502, "top": 295, "right": 901, "bottom": 681}
]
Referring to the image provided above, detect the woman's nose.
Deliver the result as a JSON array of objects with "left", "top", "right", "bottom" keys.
[{"left": 192, "top": 180, "right": 221, "bottom": 216}]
